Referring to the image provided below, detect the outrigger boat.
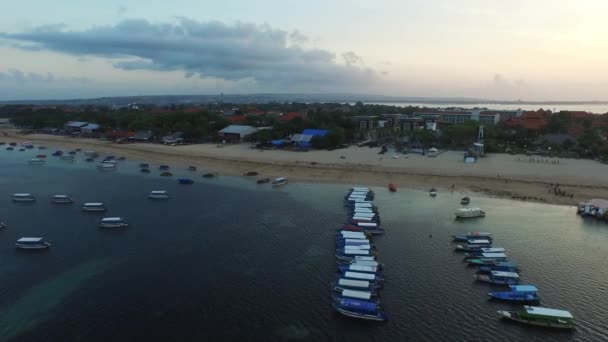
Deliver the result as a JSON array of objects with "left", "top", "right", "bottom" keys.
[
  {"left": 99, "top": 217, "right": 128, "bottom": 228},
  {"left": 467, "top": 253, "right": 509, "bottom": 266},
  {"left": 50, "top": 195, "right": 73, "bottom": 204},
  {"left": 455, "top": 208, "right": 486, "bottom": 219},
  {"left": 464, "top": 248, "right": 506, "bottom": 259},
  {"left": 13, "top": 193, "right": 36, "bottom": 202},
  {"left": 271, "top": 177, "right": 288, "bottom": 187},
  {"left": 81, "top": 202, "right": 106, "bottom": 212},
  {"left": 333, "top": 298, "right": 388, "bottom": 322},
  {"left": 149, "top": 191, "right": 170, "bottom": 199},
  {"left": 28, "top": 158, "right": 46, "bottom": 165},
  {"left": 453, "top": 232, "right": 492, "bottom": 242},
  {"left": 489, "top": 285, "right": 540, "bottom": 303},
  {"left": 479, "top": 261, "right": 520, "bottom": 273},
  {"left": 474, "top": 271, "right": 520, "bottom": 285},
  {"left": 15, "top": 237, "right": 50, "bottom": 250},
  {"left": 497, "top": 306, "right": 575, "bottom": 329}
]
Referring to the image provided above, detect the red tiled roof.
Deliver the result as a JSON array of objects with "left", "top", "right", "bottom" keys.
[
  {"left": 246, "top": 109, "right": 266, "bottom": 116},
  {"left": 278, "top": 112, "right": 302, "bottom": 122},
  {"left": 105, "top": 130, "right": 136, "bottom": 138},
  {"left": 229, "top": 115, "right": 246, "bottom": 123}
]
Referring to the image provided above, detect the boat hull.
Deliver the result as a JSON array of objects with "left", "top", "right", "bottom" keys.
[
  {"left": 333, "top": 304, "right": 387, "bottom": 322},
  {"left": 474, "top": 274, "right": 518, "bottom": 285},
  {"left": 16, "top": 243, "right": 51, "bottom": 250},
  {"left": 498, "top": 311, "right": 575, "bottom": 329},
  {"left": 13, "top": 198, "right": 35, "bottom": 202},
  {"left": 489, "top": 292, "right": 540, "bottom": 303},
  {"left": 99, "top": 223, "right": 128, "bottom": 228}
]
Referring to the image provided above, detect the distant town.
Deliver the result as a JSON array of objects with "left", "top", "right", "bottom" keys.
[{"left": 1, "top": 101, "right": 607, "bottom": 163}]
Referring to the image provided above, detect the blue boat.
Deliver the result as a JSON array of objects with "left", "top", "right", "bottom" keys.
[
  {"left": 332, "top": 298, "right": 387, "bottom": 322},
  {"left": 454, "top": 239, "right": 493, "bottom": 252},
  {"left": 178, "top": 178, "right": 194, "bottom": 184},
  {"left": 489, "top": 285, "right": 540, "bottom": 303},
  {"left": 341, "top": 271, "right": 384, "bottom": 283},
  {"left": 479, "top": 261, "right": 520, "bottom": 273},
  {"left": 159, "top": 165, "right": 170, "bottom": 170},
  {"left": 474, "top": 270, "right": 520, "bottom": 285},
  {"left": 332, "top": 290, "right": 380, "bottom": 303},
  {"left": 52, "top": 151, "right": 63, "bottom": 156},
  {"left": 139, "top": 163, "right": 150, "bottom": 168}
]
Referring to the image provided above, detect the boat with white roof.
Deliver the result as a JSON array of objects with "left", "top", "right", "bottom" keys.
[
  {"left": 497, "top": 306, "right": 575, "bottom": 329},
  {"left": 99, "top": 217, "right": 128, "bottom": 228},
  {"left": 13, "top": 193, "right": 35, "bottom": 202},
  {"left": 50, "top": 195, "right": 73, "bottom": 204},
  {"left": 149, "top": 190, "right": 170, "bottom": 199},
  {"left": 467, "top": 253, "right": 509, "bottom": 266},
  {"left": 474, "top": 271, "right": 520, "bottom": 285},
  {"left": 331, "top": 278, "right": 381, "bottom": 293},
  {"left": 464, "top": 248, "right": 506, "bottom": 259},
  {"left": 81, "top": 202, "right": 106, "bottom": 212},
  {"left": 15, "top": 237, "right": 50, "bottom": 249},
  {"left": 453, "top": 232, "right": 492, "bottom": 242},
  {"left": 271, "top": 177, "right": 288, "bottom": 187},
  {"left": 455, "top": 208, "right": 486, "bottom": 219},
  {"left": 97, "top": 163, "right": 117, "bottom": 170},
  {"left": 332, "top": 289, "right": 379, "bottom": 302}
]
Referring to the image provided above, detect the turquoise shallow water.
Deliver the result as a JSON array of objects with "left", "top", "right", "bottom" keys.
[{"left": 0, "top": 147, "right": 607, "bottom": 341}]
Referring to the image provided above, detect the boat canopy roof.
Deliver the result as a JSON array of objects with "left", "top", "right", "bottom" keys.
[
  {"left": 511, "top": 285, "right": 538, "bottom": 292},
  {"left": 342, "top": 249, "right": 371, "bottom": 255},
  {"left": 351, "top": 187, "right": 370, "bottom": 191},
  {"left": 347, "top": 265, "right": 378, "bottom": 273},
  {"left": 491, "top": 271, "right": 519, "bottom": 278},
  {"left": 467, "top": 239, "right": 492, "bottom": 244},
  {"left": 84, "top": 202, "right": 104, "bottom": 206},
  {"left": 341, "top": 289, "right": 372, "bottom": 300},
  {"left": 524, "top": 306, "right": 573, "bottom": 319},
  {"left": 480, "top": 247, "right": 505, "bottom": 253},
  {"left": 467, "top": 232, "right": 492, "bottom": 236},
  {"left": 340, "top": 231, "right": 367, "bottom": 238},
  {"left": 345, "top": 271, "right": 376, "bottom": 280},
  {"left": 482, "top": 253, "right": 507, "bottom": 258},
  {"left": 357, "top": 222, "right": 377, "bottom": 227},
  {"left": 14, "top": 193, "right": 33, "bottom": 196},
  {"left": 52, "top": 195, "right": 69, "bottom": 198},
  {"left": 17, "top": 237, "right": 43, "bottom": 242},
  {"left": 351, "top": 260, "right": 379, "bottom": 267},
  {"left": 495, "top": 261, "right": 518, "bottom": 267},
  {"left": 352, "top": 217, "right": 374, "bottom": 221},
  {"left": 343, "top": 238, "right": 370, "bottom": 244},
  {"left": 150, "top": 190, "right": 167, "bottom": 194},
  {"left": 338, "top": 278, "right": 370, "bottom": 288},
  {"left": 344, "top": 245, "right": 371, "bottom": 250},
  {"left": 352, "top": 212, "right": 375, "bottom": 216},
  {"left": 101, "top": 217, "right": 124, "bottom": 222},
  {"left": 340, "top": 299, "right": 378, "bottom": 313},
  {"left": 458, "top": 207, "right": 483, "bottom": 212}
]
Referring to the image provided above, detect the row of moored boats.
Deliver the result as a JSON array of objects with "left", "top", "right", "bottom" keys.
[
  {"left": 332, "top": 187, "right": 387, "bottom": 322},
  {"left": 452, "top": 232, "right": 575, "bottom": 329},
  {"left": 5, "top": 190, "right": 173, "bottom": 249}
]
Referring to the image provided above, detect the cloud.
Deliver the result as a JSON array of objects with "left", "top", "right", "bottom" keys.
[{"left": 0, "top": 18, "right": 378, "bottom": 90}]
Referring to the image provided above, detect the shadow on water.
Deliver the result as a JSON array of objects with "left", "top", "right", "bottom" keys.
[{"left": 0, "top": 258, "right": 117, "bottom": 341}]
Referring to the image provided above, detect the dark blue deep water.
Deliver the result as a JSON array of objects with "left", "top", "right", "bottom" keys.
[{"left": 1, "top": 147, "right": 607, "bottom": 341}]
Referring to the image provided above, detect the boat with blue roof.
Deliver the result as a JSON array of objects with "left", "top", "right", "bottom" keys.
[
  {"left": 333, "top": 298, "right": 387, "bottom": 322},
  {"left": 338, "top": 264, "right": 382, "bottom": 276},
  {"left": 489, "top": 285, "right": 540, "bottom": 303},
  {"left": 474, "top": 270, "right": 520, "bottom": 285}
]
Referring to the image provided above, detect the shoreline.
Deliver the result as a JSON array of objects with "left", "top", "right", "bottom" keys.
[{"left": 3, "top": 130, "right": 608, "bottom": 206}]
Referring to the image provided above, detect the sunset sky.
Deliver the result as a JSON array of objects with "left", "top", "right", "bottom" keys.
[{"left": 1, "top": 0, "right": 607, "bottom": 100}]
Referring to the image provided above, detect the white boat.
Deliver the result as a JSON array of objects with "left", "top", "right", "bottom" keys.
[
  {"left": 99, "top": 217, "right": 128, "bottom": 228},
  {"left": 13, "top": 193, "right": 35, "bottom": 202},
  {"left": 271, "top": 177, "right": 288, "bottom": 187},
  {"left": 15, "top": 237, "right": 50, "bottom": 249},
  {"left": 50, "top": 195, "right": 73, "bottom": 204},
  {"left": 149, "top": 190, "right": 170, "bottom": 199},
  {"left": 81, "top": 202, "right": 106, "bottom": 212},
  {"left": 28, "top": 158, "right": 46, "bottom": 164},
  {"left": 455, "top": 208, "right": 486, "bottom": 219},
  {"left": 97, "top": 163, "right": 117, "bottom": 170}
]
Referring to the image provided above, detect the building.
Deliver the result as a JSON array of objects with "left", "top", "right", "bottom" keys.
[
  {"left": 81, "top": 123, "right": 101, "bottom": 135},
  {"left": 414, "top": 109, "right": 500, "bottom": 125},
  {"left": 351, "top": 116, "right": 378, "bottom": 130},
  {"left": 504, "top": 110, "right": 550, "bottom": 131},
  {"left": 218, "top": 125, "right": 258, "bottom": 143},
  {"left": 0, "top": 118, "right": 12, "bottom": 128}
]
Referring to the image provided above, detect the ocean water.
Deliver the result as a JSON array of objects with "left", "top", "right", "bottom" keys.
[
  {"left": 365, "top": 102, "right": 608, "bottom": 114},
  {"left": 1, "top": 147, "right": 608, "bottom": 341}
]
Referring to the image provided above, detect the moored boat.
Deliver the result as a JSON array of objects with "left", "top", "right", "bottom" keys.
[
  {"left": 188, "top": 166, "right": 197, "bottom": 171},
  {"left": 497, "top": 306, "right": 574, "bottom": 329},
  {"left": 28, "top": 158, "right": 46, "bottom": 164},
  {"left": 52, "top": 151, "right": 63, "bottom": 156},
  {"left": 338, "top": 264, "right": 382, "bottom": 275},
  {"left": 149, "top": 190, "right": 170, "bottom": 199},
  {"left": 0, "top": 221, "right": 6, "bottom": 229},
  {"left": 6, "top": 147, "right": 14, "bottom": 150},
  {"left": 140, "top": 168, "right": 151, "bottom": 173},
  {"left": 467, "top": 254, "right": 509, "bottom": 266},
  {"left": 60, "top": 155, "right": 75, "bottom": 161},
  {"left": 464, "top": 247, "right": 506, "bottom": 259},
  {"left": 271, "top": 177, "right": 288, "bottom": 187},
  {"left": 331, "top": 278, "right": 381, "bottom": 293},
  {"left": 81, "top": 202, "right": 106, "bottom": 212},
  {"left": 12, "top": 193, "right": 35, "bottom": 202},
  {"left": 388, "top": 183, "right": 397, "bottom": 192},
  {"left": 139, "top": 163, "right": 150, "bottom": 168},
  {"left": 36, "top": 154, "right": 46, "bottom": 158},
  {"left": 159, "top": 165, "right": 170, "bottom": 170},
  {"left": 202, "top": 173, "right": 215, "bottom": 178},
  {"left": 455, "top": 208, "right": 486, "bottom": 219},
  {"left": 50, "top": 195, "right": 73, "bottom": 204},
  {"left": 479, "top": 261, "right": 520, "bottom": 273},
  {"left": 85, "top": 158, "right": 94, "bottom": 162},
  {"left": 99, "top": 217, "right": 128, "bottom": 228},
  {"left": 332, "top": 298, "right": 387, "bottom": 322},
  {"left": 489, "top": 285, "right": 540, "bottom": 303},
  {"left": 453, "top": 232, "right": 492, "bottom": 242},
  {"left": 256, "top": 178, "right": 270, "bottom": 184},
  {"left": 461, "top": 196, "right": 471, "bottom": 205},
  {"left": 160, "top": 172, "right": 173, "bottom": 177},
  {"left": 97, "top": 163, "right": 116, "bottom": 170},
  {"left": 474, "top": 270, "right": 519, "bottom": 285},
  {"left": 178, "top": 178, "right": 194, "bottom": 184},
  {"left": 429, "top": 188, "right": 437, "bottom": 196},
  {"left": 15, "top": 237, "right": 50, "bottom": 249}
]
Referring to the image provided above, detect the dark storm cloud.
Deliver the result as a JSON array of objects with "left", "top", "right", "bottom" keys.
[{"left": 0, "top": 18, "right": 377, "bottom": 87}]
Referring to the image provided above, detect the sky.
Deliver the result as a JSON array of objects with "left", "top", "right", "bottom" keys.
[{"left": 0, "top": 0, "right": 607, "bottom": 101}]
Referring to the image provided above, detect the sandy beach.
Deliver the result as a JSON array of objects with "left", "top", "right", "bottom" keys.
[{"left": 3, "top": 129, "right": 608, "bottom": 206}]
